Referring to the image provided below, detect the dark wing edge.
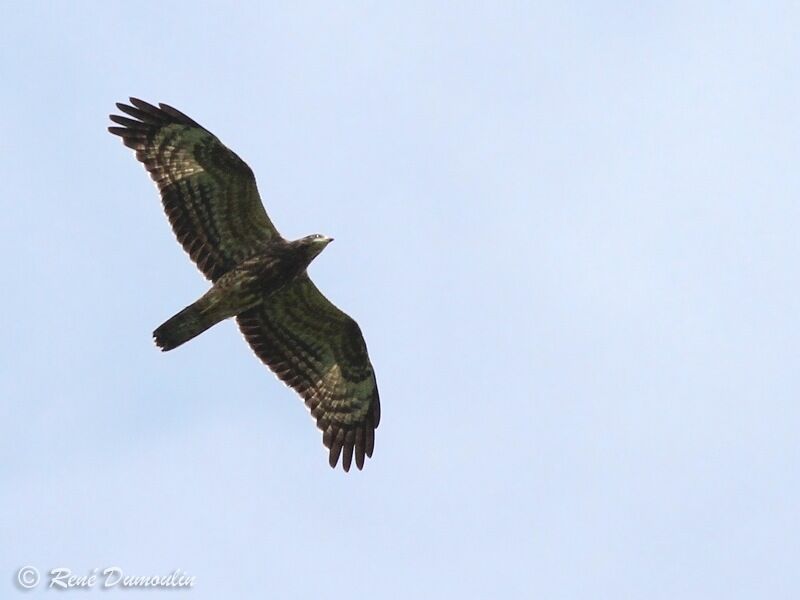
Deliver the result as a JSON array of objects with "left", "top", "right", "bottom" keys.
[
  {"left": 237, "top": 275, "right": 380, "bottom": 472},
  {"left": 108, "top": 97, "right": 280, "bottom": 281}
]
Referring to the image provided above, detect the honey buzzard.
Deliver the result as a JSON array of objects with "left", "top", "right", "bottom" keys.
[{"left": 108, "top": 98, "right": 380, "bottom": 471}]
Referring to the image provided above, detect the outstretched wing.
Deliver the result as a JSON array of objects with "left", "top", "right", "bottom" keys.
[
  {"left": 237, "top": 274, "right": 380, "bottom": 472},
  {"left": 109, "top": 98, "right": 281, "bottom": 281}
]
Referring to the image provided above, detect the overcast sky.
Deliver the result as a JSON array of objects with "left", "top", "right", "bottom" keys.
[{"left": 1, "top": 2, "right": 798, "bottom": 598}]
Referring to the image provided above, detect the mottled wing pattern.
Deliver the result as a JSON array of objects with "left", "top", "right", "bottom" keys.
[
  {"left": 237, "top": 274, "right": 380, "bottom": 471},
  {"left": 109, "top": 98, "right": 281, "bottom": 281}
]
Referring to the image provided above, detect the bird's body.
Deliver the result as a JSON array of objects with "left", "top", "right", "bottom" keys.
[
  {"left": 153, "top": 236, "right": 332, "bottom": 351},
  {"left": 109, "top": 98, "right": 379, "bottom": 471}
]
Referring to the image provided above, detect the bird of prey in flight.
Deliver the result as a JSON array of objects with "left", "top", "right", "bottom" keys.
[{"left": 108, "top": 98, "right": 380, "bottom": 471}]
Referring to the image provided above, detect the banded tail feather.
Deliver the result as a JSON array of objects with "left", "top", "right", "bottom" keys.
[{"left": 153, "top": 300, "right": 221, "bottom": 351}]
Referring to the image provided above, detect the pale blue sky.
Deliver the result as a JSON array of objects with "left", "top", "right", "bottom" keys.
[{"left": 1, "top": 2, "right": 798, "bottom": 598}]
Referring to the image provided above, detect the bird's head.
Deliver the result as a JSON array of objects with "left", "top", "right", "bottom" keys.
[{"left": 297, "top": 233, "right": 334, "bottom": 262}]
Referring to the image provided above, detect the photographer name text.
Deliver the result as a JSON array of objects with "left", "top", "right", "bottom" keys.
[{"left": 46, "top": 567, "right": 195, "bottom": 590}]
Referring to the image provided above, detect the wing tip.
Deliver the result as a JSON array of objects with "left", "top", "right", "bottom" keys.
[
  {"left": 110, "top": 97, "right": 203, "bottom": 131},
  {"left": 323, "top": 420, "right": 375, "bottom": 472}
]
